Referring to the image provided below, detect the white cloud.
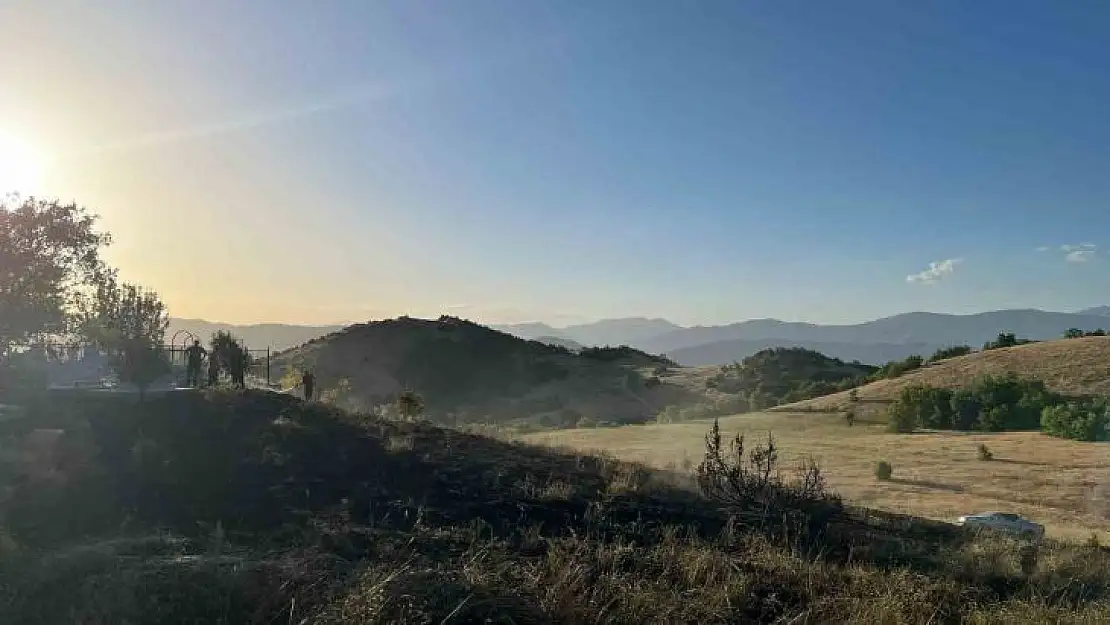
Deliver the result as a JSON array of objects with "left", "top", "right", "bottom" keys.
[
  {"left": 1061, "top": 243, "right": 1097, "bottom": 263},
  {"left": 1035, "top": 246, "right": 1050, "bottom": 252},
  {"left": 906, "top": 258, "right": 962, "bottom": 284}
]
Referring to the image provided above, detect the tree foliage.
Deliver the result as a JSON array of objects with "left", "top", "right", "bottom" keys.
[
  {"left": 1065, "top": 328, "right": 1106, "bottom": 339},
  {"left": 983, "top": 332, "right": 1033, "bottom": 350},
  {"left": 870, "top": 354, "right": 925, "bottom": 380},
  {"left": 1041, "top": 401, "right": 1110, "bottom": 442},
  {"left": 883, "top": 373, "right": 1109, "bottom": 441},
  {"left": 209, "top": 330, "right": 251, "bottom": 385},
  {"left": 83, "top": 276, "right": 170, "bottom": 397},
  {"left": 0, "top": 197, "right": 111, "bottom": 357},
  {"left": 929, "top": 345, "right": 973, "bottom": 362}
]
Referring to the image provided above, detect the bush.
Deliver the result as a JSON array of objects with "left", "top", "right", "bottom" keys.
[
  {"left": 575, "top": 416, "right": 598, "bottom": 429},
  {"left": 1042, "top": 401, "right": 1110, "bottom": 442},
  {"left": 644, "top": 375, "right": 662, "bottom": 389},
  {"left": 977, "top": 443, "right": 993, "bottom": 461},
  {"left": 875, "top": 461, "right": 893, "bottom": 480},
  {"left": 697, "top": 419, "right": 841, "bottom": 538},
  {"left": 886, "top": 400, "right": 918, "bottom": 433}
]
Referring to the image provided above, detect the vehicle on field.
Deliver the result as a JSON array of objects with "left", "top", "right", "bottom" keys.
[{"left": 956, "top": 512, "right": 1045, "bottom": 539}]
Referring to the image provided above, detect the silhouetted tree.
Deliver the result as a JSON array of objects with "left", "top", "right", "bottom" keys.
[
  {"left": 209, "top": 331, "right": 250, "bottom": 388},
  {"left": 1, "top": 196, "right": 111, "bottom": 360},
  {"left": 83, "top": 276, "right": 170, "bottom": 399}
]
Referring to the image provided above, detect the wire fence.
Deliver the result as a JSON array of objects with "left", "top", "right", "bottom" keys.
[{"left": 16, "top": 342, "right": 275, "bottom": 387}]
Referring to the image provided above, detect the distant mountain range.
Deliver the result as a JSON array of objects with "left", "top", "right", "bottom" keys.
[
  {"left": 167, "top": 318, "right": 342, "bottom": 352},
  {"left": 497, "top": 308, "right": 1110, "bottom": 365},
  {"left": 492, "top": 317, "right": 681, "bottom": 348},
  {"left": 173, "top": 307, "right": 1110, "bottom": 366}
]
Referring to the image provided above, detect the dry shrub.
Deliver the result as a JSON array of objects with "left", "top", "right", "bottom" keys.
[{"left": 696, "top": 418, "right": 841, "bottom": 543}]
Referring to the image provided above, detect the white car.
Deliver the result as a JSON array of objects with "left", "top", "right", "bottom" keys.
[{"left": 956, "top": 512, "right": 1045, "bottom": 539}]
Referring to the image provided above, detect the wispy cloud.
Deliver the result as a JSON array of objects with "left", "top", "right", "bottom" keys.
[
  {"left": 67, "top": 84, "right": 398, "bottom": 158},
  {"left": 906, "top": 258, "right": 962, "bottom": 284},
  {"left": 1062, "top": 243, "right": 1097, "bottom": 263},
  {"left": 1035, "top": 246, "right": 1051, "bottom": 252}
]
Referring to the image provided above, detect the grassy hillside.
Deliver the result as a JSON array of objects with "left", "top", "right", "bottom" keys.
[
  {"left": 4, "top": 391, "right": 1110, "bottom": 623},
  {"left": 271, "top": 316, "right": 696, "bottom": 427},
  {"left": 779, "top": 336, "right": 1110, "bottom": 419}
]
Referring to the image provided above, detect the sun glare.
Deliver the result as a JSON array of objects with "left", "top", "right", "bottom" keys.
[{"left": 0, "top": 131, "right": 46, "bottom": 197}]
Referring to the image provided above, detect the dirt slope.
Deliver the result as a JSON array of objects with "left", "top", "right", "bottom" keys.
[{"left": 779, "top": 336, "right": 1110, "bottom": 418}]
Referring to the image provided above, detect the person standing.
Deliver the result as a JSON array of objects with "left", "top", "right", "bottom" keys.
[
  {"left": 185, "top": 340, "right": 206, "bottom": 388},
  {"left": 301, "top": 370, "right": 315, "bottom": 401},
  {"left": 229, "top": 345, "right": 248, "bottom": 389}
]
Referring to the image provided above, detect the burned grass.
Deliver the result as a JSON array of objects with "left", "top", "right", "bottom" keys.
[{"left": 2, "top": 390, "right": 1109, "bottom": 623}]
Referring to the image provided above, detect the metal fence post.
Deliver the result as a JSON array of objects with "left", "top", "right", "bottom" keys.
[{"left": 266, "top": 348, "right": 271, "bottom": 386}]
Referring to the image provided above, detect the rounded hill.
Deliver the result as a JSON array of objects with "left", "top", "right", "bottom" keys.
[{"left": 271, "top": 316, "right": 697, "bottom": 426}]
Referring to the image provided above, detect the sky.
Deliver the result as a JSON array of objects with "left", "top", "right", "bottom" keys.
[{"left": 2, "top": 1, "right": 1110, "bottom": 327}]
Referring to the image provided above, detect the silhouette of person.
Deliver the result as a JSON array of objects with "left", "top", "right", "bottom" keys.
[
  {"left": 207, "top": 348, "right": 220, "bottom": 387},
  {"left": 228, "top": 346, "right": 247, "bottom": 389},
  {"left": 301, "top": 371, "right": 315, "bottom": 401},
  {"left": 185, "top": 340, "right": 206, "bottom": 387}
]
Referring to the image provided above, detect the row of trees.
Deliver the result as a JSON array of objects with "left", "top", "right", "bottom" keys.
[
  {"left": 1, "top": 197, "right": 171, "bottom": 397},
  {"left": 886, "top": 373, "right": 1108, "bottom": 441},
  {"left": 1064, "top": 328, "right": 1107, "bottom": 338}
]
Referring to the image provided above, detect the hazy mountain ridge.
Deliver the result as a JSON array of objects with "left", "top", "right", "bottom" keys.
[
  {"left": 497, "top": 308, "right": 1110, "bottom": 365},
  {"left": 167, "top": 318, "right": 343, "bottom": 352},
  {"left": 495, "top": 317, "right": 680, "bottom": 347}
]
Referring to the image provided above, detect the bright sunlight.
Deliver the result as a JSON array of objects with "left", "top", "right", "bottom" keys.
[{"left": 0, "top": 131, "right": 45, "bottom": 197}]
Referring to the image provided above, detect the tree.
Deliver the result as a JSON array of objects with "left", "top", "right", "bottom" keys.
[
  {"left": 0, "top": 196, "right": 111, "bottom": 360},
  {"left": 396, "top": 389, "right": 425, "bottom": 422},
  {"left": 210, "top": 331, "right": 250, "bottom": 387},
  {"left": 1065, "top": 328, "right": 1085, "bottom": 339},
  {"left": 83, "top": 277, "right": 170, "bottom": 399}
]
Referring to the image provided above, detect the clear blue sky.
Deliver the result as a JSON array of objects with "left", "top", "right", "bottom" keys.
[{"left": 3, "top": 1, "right": 1109, "bottom": 325}]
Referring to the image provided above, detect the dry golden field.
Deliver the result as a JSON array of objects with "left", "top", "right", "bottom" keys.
[{"left": 525, "top": 411, "right": 1110, "bottom": 543}]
